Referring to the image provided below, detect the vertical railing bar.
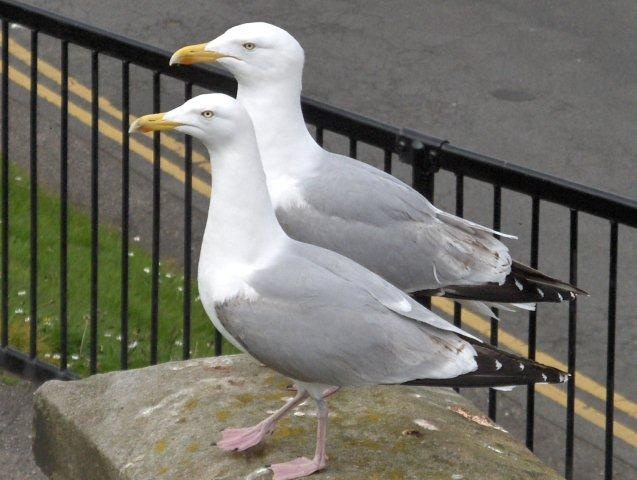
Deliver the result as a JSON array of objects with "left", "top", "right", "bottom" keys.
[
  {"left": 565, "top": 209, "right": 578, "bottom": 479},
  {"left": 453, "top": 174, "right": 464, "bottom": 329},
  {"left": 604, "top": 221, "right": 618, "bottom": 480},
  {"left": 412, "top": 146, "right": 435, "bottom": 310},
  {"left": 452, "top": 173, "right": 464, "bottom": 394},
  {"left": 29, "top": 29, "right": 38, "bottom": 359},
  {"left": 59, "top": 40, "right": 69, "bottom": 371},
  {"left": 183, "top": 81, "right": 193, "bottom": 360},
  {"left": 488, "top": 184, "right": 502, "bottom": 421},
  {"left": 349, "top": 137, "right": 357, "bottom": 159},
  {"left": 316, "top": 126, "right": 324, "bottom": 147},
  {"left": 89, "top": 49, "right": 99, "bottom": 374},
  {"left": 526, "top": 195, "right": 540, "bottom": 450},
  {"left": 120, "top": 60, "right": 130, "bottom": 370},
  {"left": 1, "top": 19, "right": 9, "bottom": 349},
  {"left": 150, "top": 71, "right": 161, "bottom": 365},
  {"left": 426, "top": 167, "right": 435, "bottom": 202},
  {"left": 214, "top": 325, "right": 223, "bottom": 356},
  {"left": 383, "top": 149, "right": 392, "bottom": 174}
]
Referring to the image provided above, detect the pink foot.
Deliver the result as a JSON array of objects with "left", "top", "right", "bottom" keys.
[
  {"left": 217, "top": 421, "right": 274, "bottom": 452},
  {"left": 270, "top": 457, "right": 324, "bottom": 480}
]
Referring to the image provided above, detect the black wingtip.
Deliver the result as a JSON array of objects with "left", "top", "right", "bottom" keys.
[
  {"left": 401, "top": 339, "right": 568, "bottom": 389},
  {"left": 415, "top": 261, "right": 588, "bottom": 304}
]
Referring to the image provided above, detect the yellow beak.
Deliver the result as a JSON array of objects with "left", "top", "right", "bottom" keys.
[
  {"left": 169, "top": 43, "right": 226, "bottom": 66},
  {"left": 129, "top": 113, "right": 182, "bottom": 134}
]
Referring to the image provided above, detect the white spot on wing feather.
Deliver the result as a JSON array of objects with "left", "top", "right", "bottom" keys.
[
  {"left": 492, "top": 385, "right": 516, "bottom": 391},
  {"left": 495, "top": 360, "right": 502, "bottom": 370},
  {"left": 386, "top": 296, "right": 412, "bottom": 313}
]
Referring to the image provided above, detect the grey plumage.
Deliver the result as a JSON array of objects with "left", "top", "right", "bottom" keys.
[
  {"left": 276, "top": 153, "right": 512, "bottom": 294},
  {"left": 137, "top": 84, "right": 570, "bottom": 480},
  {"left": 214, "top": 239, "right": 565, "bottom": 388}
]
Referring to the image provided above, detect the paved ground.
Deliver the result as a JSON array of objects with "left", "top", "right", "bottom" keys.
[
  {"left": 0, "top": 371, "right": 46, "bottom": 480},
  {"left": 2, "top": 1, "right": 636, "bottom": 479}
]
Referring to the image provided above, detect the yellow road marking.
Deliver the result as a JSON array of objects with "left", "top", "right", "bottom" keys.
[
  {"left": 2, "top": 37, "right": 211, "bottom": 172},
  {"left": 535, "top": 383, "right": 637, "bottom": 447},
  {"left": 2, "top": 42, "right": 636, "bottom": 446},
  {"left": 432, "top": 298, "right": 637, "bottom": 419},
  {"left": 0, "top": 60, "right": 211, "bottom": 197},
  {"left": 432, "top": 298, "right": 637, "bottom": 447}
]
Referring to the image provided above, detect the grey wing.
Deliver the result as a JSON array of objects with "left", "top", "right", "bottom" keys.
[
  {"left": 276, "top": 153, "right": 512, "bottom": 292},
  {"left": 215, "top": 246, "right": 478, "bottom": 387},
  {"left": 293, "top": 241, "right": 479, "bottom": 340}
]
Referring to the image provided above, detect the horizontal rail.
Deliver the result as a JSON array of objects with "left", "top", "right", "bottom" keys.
[
  {"left": 0, "top": 345, "right": 78, "bottom": 381},
  {"left": 439, "top": 142, "right": 637, "bottom": 228},
  {"left": 1, "top": 0, "right": 634, "bottom": 227}
]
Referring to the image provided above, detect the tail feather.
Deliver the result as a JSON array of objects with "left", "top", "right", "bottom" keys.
[
  {"left": 416, "top": 261, "right": 587, "bottom": 305},
  {"left": 401, "top": 338, "right": 568, "bottom": 388}
]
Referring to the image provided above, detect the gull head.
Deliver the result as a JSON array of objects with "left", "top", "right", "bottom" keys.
[
  {"left": 170, "top": 22, "right": 304, "bottom": 84},
  {"left": 129, "top": 93, "right": 253, "bottom": 148}
]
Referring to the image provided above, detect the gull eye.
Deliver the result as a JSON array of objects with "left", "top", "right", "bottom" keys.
[
  {"left": 242, "top": 42, "right": 256, "bottom": 51},
  {"left": 201, "top": 110, "right": 214, "bottom": 119}
]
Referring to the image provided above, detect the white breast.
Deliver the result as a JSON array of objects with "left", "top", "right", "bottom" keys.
[
  {"left": 199, "top": 262, "right": 260, "bottom": 306},
  {"left": 197, "top": 265, "right": 258, "bottom": 354},
  {"left": 266, "top": 173, "right": 308, "bottom": 210}
]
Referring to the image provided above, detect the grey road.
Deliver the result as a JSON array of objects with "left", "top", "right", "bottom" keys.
[
  {"left": 3, "top": 1, "right": 636, "bottom": 479},
  {"left": 0, "top": 375, "right": 45, "bottom": 480}
]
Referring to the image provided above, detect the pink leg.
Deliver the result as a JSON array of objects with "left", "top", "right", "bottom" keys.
[
  {"left": 322, "top": 386, "right": 340, "bottom": 399},
  {"left": 270, "top": 398, "right": 329, "bottom": 480},
  {"left": 217, "top": 388, "right": 309, "bottom": 452}
]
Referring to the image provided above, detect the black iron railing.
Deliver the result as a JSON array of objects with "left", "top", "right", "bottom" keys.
[{"left": 0, "top": 1, "right": 635, "bottom": 479}]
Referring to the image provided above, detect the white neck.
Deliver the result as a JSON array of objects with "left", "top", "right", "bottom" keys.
[
  {"left": 199, "top": 134, "right": 286, "bottom": 275},
  {"left": 236, "top": 73, "right": 322, "bottom": 174}
]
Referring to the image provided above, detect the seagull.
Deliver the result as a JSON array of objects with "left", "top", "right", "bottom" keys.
[
  {"left": 170, "top": 23, "right": 586, "bottom": 318},
  {"left": 131, "top": 94, "right": 568, "bottom": 480}
]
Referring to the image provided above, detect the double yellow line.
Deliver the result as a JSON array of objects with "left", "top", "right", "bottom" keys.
[
  {"left": 2, "top": 38, "right": 211, "bottom": 195},
  {"left": 1, "top": 38, "right": 635, "bottom": 447},
  {"left": 432, "top": 298, "right": 637, "bottom": 446}
]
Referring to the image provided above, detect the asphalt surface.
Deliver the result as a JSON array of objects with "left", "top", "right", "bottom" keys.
[
  {"left": 2, "top": 1, "right": 636, "bottom": 479},
  {"left": 0, "top": 373, "right": 46, "bottom": 480}
]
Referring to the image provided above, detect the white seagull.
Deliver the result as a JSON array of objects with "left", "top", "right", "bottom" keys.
[
  {"left": 169, "top": 23, "right": 586, "bottom": 317},
  {"left": 130, "top": 94, "right": 568, "bottom": 480}
]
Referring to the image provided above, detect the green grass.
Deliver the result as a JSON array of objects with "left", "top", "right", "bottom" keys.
[
  {"left": 0, "top": 162, "right": 236, "bottom": 376},
  {"left": 0, "top": 371, "right": 22, "bottom": 386}
]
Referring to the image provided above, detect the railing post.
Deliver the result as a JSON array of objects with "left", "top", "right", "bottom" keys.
[
  {"left": 29, "top": 29, "right": 38, "bottom": 366},
  {"left": 397, "top": 134, "right": 445, "bottom": 310},
  {"left": 120, "top": 60, "right": 130, "bottom": 370},
  {"left": 183, "top": 82, "right": 193, "bottom": 360},
  {"left": 411, "top": 142, "right": 438, "bottom": 203},
  {"left": 565, "top": 209, "right": 578, "bottom": 479},
  {"left": 89, "top": 49, "right": 99, "bottom": 375},
  {"left": 1, "top": 19, "right": 9, "bottom": 352},
  {"left": 605, "top": 221, "right": 618, "bottom": 480},
  {"left": 397, "top": 133, "right": 445, "bottom": 203}
]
